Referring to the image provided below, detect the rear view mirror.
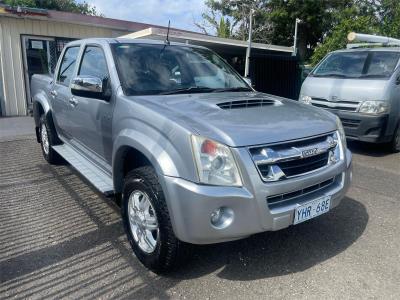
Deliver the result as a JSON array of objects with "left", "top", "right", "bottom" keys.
[{"left": 70, "top": 75, "right": 109, "bottom": 100}]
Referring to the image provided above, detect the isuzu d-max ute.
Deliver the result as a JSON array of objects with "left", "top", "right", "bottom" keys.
[{"left": 31, "top": 38, "right": 352, "bottom": 272}]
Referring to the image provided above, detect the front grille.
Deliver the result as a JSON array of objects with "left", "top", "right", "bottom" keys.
[
  {"left": 266, "top": 176, "right": 338, "bottom": 207},
  {"left": 250, "top": 133, "right": 340, "bottom": 182},
  {"left": 311, "top": 97, "right": 360, "bottom": 112},
  {"left": 271, "top": 152, "right": 329, "bottom": 177},
  {"left": 313, "top": 102, "right": 356, "bottom": 111},
  {"left": 340, "top": 118, "right": 361, "bottom": 128},
  {"left": 217, "top": 99, "right": 278, "bottom": 109}
]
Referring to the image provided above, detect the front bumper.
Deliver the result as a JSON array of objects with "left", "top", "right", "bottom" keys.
[
  {"left": 328, "top": 110, "right": 390, "bottom": 143},
  {"left": 163, "top": 149, "right": 352, "bottom": 245}
]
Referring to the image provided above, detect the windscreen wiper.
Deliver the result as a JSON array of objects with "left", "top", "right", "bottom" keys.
[
  {"left": 159, "top": 86, "right": 217, "bottom": 95},
  {"left": 313, "top": 73, "right": 353, "bottom": 78},
  {"left": 358, "top": 74, "right": 387, "bottom": 78},
  {"left": 212, "top": 87, "right": 253, "bottom": 93}
]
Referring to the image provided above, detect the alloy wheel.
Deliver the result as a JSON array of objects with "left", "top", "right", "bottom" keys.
[
  {"left": 41, "top": 123, "right": 49, "bottom": 155},
  {"left": 128, "top": 190, "right": 159, "bottom": 253}
]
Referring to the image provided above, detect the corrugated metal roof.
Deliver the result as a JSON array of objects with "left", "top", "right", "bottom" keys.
[
  {"left": 0, "top": 4, "right": 195, "bottom": 34},
  {"left": 120, "top": 27, "right": 294, "bottom": 53}
]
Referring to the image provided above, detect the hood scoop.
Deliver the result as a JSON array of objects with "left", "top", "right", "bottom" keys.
[{"left": 217, "top": 98, "right": 281, "bottom": 110}]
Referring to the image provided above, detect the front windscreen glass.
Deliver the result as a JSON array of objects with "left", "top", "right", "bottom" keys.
[
  {"left": 311, "top": 51, "right": 400, "bottom": 79},
  {"left": 111, "top": 43, "right": 250, "bottom": 95}
]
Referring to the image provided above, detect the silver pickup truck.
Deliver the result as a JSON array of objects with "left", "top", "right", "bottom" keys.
[{"left": 31, "top": 38, "right": 352, "bottom": 273}]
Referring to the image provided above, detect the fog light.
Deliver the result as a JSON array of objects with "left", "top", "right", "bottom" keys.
[{"left": 210, "top": 207, "right": 234, "bottom": 229}]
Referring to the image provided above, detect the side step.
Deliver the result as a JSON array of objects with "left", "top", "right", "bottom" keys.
[{"left": 52, "top": 144, "right": 114, "bottom": 196}]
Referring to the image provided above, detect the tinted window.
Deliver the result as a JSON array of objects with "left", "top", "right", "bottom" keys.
[
  {"left": 313, "top": 52, "right": 368, "bottom": 77},
  {"left": 111, "top": 43, "right": 249, "bottom": 96},
  {"left": 367, "top": 52, "right": 400, "bottom": 77},
  {"left": 78, "top": 46, "right": 109, "bottom": 80},
  {"left": 312, "top": 51, "right": 400, "bottom": 79},
  {"left": 57, "top": 47, "right": 80, "bottom": 85}
]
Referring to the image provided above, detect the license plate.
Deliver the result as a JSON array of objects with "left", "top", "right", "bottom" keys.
[{"left": 293, "top": 196, "right": 331, "bottom": 225}]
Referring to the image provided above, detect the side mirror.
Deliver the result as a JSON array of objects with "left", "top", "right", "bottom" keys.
[
  {"left": 71, "top": 75, "right": 109, "bottom": 100},
  {"left": 396, "top": 75, "right": 400, "bottom": 85},
  {"left": 243, "top": 77, "right": 252, "bottom": 87}
]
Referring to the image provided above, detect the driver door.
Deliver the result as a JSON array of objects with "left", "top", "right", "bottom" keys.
[{"left": 68, "top": 44, "right": 114, "bottom": 163}]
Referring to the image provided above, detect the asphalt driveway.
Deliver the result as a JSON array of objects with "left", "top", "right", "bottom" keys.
[{"left": 0, "top": 117, "right": 399, "bottom": 299}]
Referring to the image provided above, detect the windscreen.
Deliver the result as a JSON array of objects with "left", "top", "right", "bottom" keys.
[
  {"left": 312, "top": 51, "right": 400, "bottom": 79},
  {"left": 111, "top": 43, "right": 250, "bottom": 95}
]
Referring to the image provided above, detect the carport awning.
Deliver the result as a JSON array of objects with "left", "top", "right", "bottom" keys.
[{"left": 119, "top": 27, "right": 293, "bottom": 55}]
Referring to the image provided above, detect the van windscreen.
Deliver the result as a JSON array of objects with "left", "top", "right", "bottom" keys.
[{"left": 312, "top": 51, "right": 400, "bottom": 79}]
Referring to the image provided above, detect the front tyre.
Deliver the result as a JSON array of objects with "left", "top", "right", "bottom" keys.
[
  {"left": 39, "top": 115, "right": 61, "bottom": 164},
  {"left": 121, "top": 166, "right": 187, "bottom": 273}
]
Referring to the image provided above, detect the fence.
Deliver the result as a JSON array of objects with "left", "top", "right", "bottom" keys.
[{"left": 250, "top": 54, "right": 302, "bottom": 100}]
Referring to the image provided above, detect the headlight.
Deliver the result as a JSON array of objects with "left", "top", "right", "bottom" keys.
[
  {"left": 358, "top": 100, "right": 389, "bottom": 114},
  {"left": 336, "top": 117, "right": 347, "bottom": 158},
  {"left": 191, "top": 135, "right": 242, "bottom": 186},
  {"left": 300, "top": 95, "right": 312, "bottom": 104}
]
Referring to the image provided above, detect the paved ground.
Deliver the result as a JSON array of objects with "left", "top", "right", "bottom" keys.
[
  {"left": 0, "top": 117, "right": 34, "bottom": 141},
  {"left": 0, "top": 117, "right": 399, "bottom": 299}
]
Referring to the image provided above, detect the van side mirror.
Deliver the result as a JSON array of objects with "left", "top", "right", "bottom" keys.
[
  {"left": 243, "top": 77, "right": 252, "bottom": 87},
  {"left": 396, "top": 75, "right": 400, "bottom": 85},
  {"left": 71, "top": 75, "right": 110, "bottom": 100}
]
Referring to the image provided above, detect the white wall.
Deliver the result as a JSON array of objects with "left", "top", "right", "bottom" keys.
[{"left": 0, "top": 15, "right": 127, "bottom": 116}]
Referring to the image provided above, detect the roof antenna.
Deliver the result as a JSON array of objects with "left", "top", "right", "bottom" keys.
[
  {"left": 165, "top": 20, "right": 171, "bottom": 45},
  {"left": 160, "top": 20, "right": 170, "bottom": 55}
]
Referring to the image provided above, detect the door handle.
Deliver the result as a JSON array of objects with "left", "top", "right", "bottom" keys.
[
  {"left": 50, "top": 90, "right": 57, "bottom": 97},
  {"left": 69, "top": 97, "right": 78, "bottom": 107}
]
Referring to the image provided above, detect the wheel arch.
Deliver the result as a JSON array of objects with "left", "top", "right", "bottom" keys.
[
  {"left": 32, "top": 93, "right": 51, "bottom": 126},
  {"left": 34, "top": 94, "right": 60, "bottom": 145},
  {"left": 112, "top": 130, "right": 180, "bottom": 194}
]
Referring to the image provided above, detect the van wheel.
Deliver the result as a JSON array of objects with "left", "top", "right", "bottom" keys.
[
  {"left": 121, "top": 166, "right": 187, "bottom": 273},
  {"left": 39, "top": 115, "right": 62, "bottom": 164},
  {"left": 390, "top": 124, "right": 400, "bottom": 153}
]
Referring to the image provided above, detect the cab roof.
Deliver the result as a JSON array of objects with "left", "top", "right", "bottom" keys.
[
  {"left": 334, "top": 47, "right": 400, "bottom": 53},
  {"left": 66, "top": 38, "right": 206, "bottom": 49}
]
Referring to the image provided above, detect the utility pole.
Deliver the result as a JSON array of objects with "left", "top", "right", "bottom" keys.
[
  {"left": 244, "top": 8, "right": 253, "bottom": 78},
  {"left": 292, "top": 18, "right": 301, "bottom": 56}
]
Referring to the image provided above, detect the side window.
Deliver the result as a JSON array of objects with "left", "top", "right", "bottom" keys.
[
  {"left": 78, "top": 46, "right": 109, "bottom": 81},
  {"left": 57, "top": 46, "right": 80, "bottom": 86}
]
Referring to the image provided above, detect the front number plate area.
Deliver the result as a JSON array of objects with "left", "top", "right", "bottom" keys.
[{"left": 293, "top": 196, "right": 331, "bottom": 225}]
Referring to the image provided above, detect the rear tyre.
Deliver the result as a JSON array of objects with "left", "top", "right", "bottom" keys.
[
  {"left": 39, "top": 115, "right": 62, "bottom": 164},
  {"left": 121, "top": 166, "right": 187, "bottom": 273},
  {"left": 390, "top": 123, "right": 400, "bottom": 153}
]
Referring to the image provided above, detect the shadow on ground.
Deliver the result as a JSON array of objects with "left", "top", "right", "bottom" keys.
[
  {"left": 0, "top": 138, "right": 369, "bottom": 299},
  {"left": 171, "top": 196, "right": 368, "bottom": 281},
  {"left": 347, "top": 140, "right": 394, "bottom": 157}
]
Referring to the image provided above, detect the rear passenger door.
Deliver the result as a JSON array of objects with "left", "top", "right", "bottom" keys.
[
  {"left": 68, "top": 45, "right": 114, "bottom": 164},
  {"left": 51, "top": 46, "right": 80, "bottom": 138}
]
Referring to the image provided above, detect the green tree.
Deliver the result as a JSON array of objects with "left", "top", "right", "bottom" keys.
[
  {"left": 264, "top": 0, "right": 350, "bottom": 62},
  {"left": 202, "top": 0, "right": 266, "bottom": 41},
  {"left": 195, "top": 10, "right": 235, "bottom": 38},
  {"left": 2, "top": 0, "right": 101, "bottom": 16},
  {"left": 310, "top": 0, "right": 400, "bottom": 65},
  {"left": 310, "top": 8, "right": 378, "bottom": 65},
  {"left": 310, "top": 6, "right": 377, "bottom": 65},
  {"left": 376, "top": 0, "right": 400, "bottom": 37},
  {"left": 202, "top": 0, "right": 350, "bottom": 62}
]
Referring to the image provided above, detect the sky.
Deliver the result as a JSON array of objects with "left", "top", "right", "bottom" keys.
[{"left": 87, "top": 0, "right": 207, "bottom": 32}]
